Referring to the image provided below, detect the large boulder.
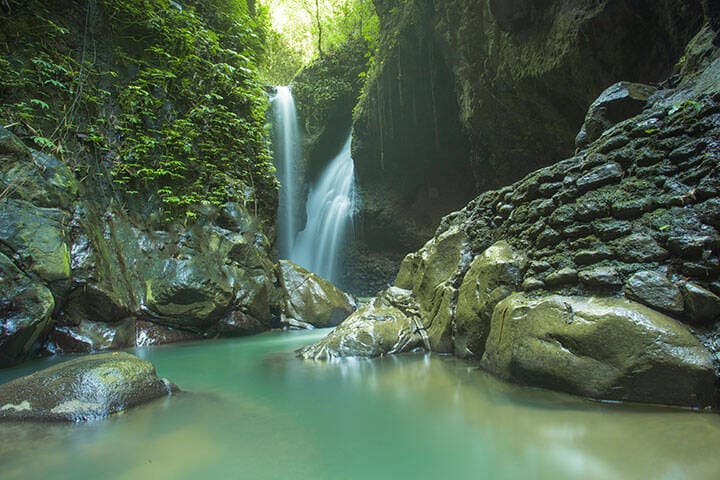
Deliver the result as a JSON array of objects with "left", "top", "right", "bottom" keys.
[
  {"left": 0, "top": 352, "right": 177, "bottom": 422},
  {"left": 575, "top": 82, "right": 657, "bottom": 148},
  {"left": 481, "top": 293, "right": 716, "bottom": 408},
  {"left": 0, "top": 253, "right": 55, "bottom": 367},
  {"left": 299, "top": 287, "right": 425, "bottom": 359},
  {"left": 453, "top": 241, "right": 524, "bottom": 358},
  {"left": 279, "top": 260, "right": 356, "bottom": 328}
]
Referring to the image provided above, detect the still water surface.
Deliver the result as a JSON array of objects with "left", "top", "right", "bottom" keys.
[{"left": 1, "top": 329, "right": 719, "bottom": 480}]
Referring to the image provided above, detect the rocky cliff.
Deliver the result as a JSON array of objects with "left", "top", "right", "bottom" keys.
[
  {"left": 347, "top": 0, "right": 706, "bottom": 294},
  {"left": 302, "top": 25, "right": 720, "bottom": 409}
]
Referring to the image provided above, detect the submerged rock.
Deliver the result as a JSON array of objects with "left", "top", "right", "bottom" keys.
[
  {"left": 298, "top": 287, "right": 425, "bottom": 359},
  {"left": 0, "top": 352, "right": 176, "bottom": 422},
  {"left": 481, "top": 294, "right": 716, "bottom": 408},
  {"left": 279, "top": 260, "right": 356, "bottom": 328}
]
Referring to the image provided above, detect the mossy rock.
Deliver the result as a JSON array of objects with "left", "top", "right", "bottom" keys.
[
  {"left": 454, "top": 241, "right": 524, "bottom": 358},
  {"left": 0, "top": 352, "right": 177, "bottom": 422},
  {"left": 298, "top": 287, "right": 424, "bottom": 359},
  {"left": 481, "top": 293, "right": 716, "bottom": 408},
  {"left": 279, "top": 260, "right": 356, "bottom": 328}
]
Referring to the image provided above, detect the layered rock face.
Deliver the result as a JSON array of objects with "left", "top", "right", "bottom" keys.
[
  {"left": 0, "top": 352, "right": 176, "bottom": 422},
  {"left": 347, "top": 0, "right": 705, "bottom": 293},
  {"left": 302, "top": 26, "right": 720, "bottom": 408}
]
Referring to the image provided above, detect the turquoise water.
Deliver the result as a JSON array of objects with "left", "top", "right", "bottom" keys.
[{"left": 1, "top": 329, "right": 720, "bottom": 479}]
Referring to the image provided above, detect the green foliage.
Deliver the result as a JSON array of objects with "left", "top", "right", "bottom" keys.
[
  {"left": 0, "top": 0, "right": 278, "bottom": 221},
  {"left": 257, "top": 0, "right": 378, "bottom": 84}
]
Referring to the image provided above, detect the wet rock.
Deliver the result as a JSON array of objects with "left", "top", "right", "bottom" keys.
[
  {"left": 575, "top": 162, "right": 623, "bottom": 192},
  {"left": 0, "top": 199, "right": 71, "bottom": 289},
  {"left": 454, "top": 242, "right": 524, "bottom": 358},
  {"left": 573, "top": 246, "right": 614, "bottom": 265},
  {"left": 624, "top": 271, "right": 684, "bottom": 315},
  {"left": 617, "top": 234, "right": 669, "bottom": 263},
  {"left": 612, "top": 198, "right": 656, "bottom": 219},
  {"left": 298, "top": 288, "right": 425, "bottom": 359},
  {"left": 135, "top": 321, "right": 201, "bottom": 347},
  {"left": 0, "top": 253, "right": 55, "bottom": 367},
  {"left": 0, "top": 352, "right": 176, "bottom": 422},
  {"left": 48, "top": 318, "right": 135, "bottom": 354},
  {"left": 279, "top": 260, "right": 356, "bottom": 328},
  {"left": 544, "top": 268, "right": 578, "bottom": 286},
  {"left": 394, "top": 226, "right": 469, "bottom": 312},
  {"left": 593, "top": 219, "right": 632, "bottom": 240},
  {"left": 576, "top": 82, "right": 656, "bottom": 148},
  {"left": 536, "top": 228, "right": 561, "bottom": 248},
  {"left": 521, "top": 277, "right": 545, "bottom": 291},
  {"left": 144, "top": 258, "right": 235, "bottom": 329},
  {"left": 481, "top": 294, "right": 716, "bottom": 408},
  {"left": 682, "top": 283, "right": 720, "bottom": 324},
  {"left": 578, "top": 266, "right": 623, "bottom": 287}
]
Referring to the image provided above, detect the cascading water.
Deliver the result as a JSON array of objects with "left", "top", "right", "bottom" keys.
[
  {"left": 270, "top": 86, "right": 301, "bottom": 258},
  {"left": 291, "top": 133, "right": 357, "bottom": 283}
]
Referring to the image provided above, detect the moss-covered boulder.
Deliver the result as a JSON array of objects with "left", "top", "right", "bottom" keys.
[
  {"left": 144, "top": 258, "right": 235, "bottom": 329},
  {"left": 481, "top": 293, "right": 716, "bottom": 408},
  {"left": 279, "top": 260, "right": 356, "bottom": 328},
  {"left": 454, "top": 241, "right": 524, "bottom": 358},
  {"left": 0, "top": 253, "right": 55, "bottom": 367},
  {"left": 0, "top": 199, "right": 71, "bottom": 292},
  {"left": 0, "top": 352, "right": 176, "bottom": 422},
  {"left": 298, "top": 287, "right": 425, "bottom": 359}
]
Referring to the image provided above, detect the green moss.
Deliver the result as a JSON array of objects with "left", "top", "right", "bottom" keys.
[{"left": 0, "top": 0, "right": 278, "bottom": 222}]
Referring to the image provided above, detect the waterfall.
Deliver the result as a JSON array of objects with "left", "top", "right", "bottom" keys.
[
  {"left": 291, "top": 133, "right": 357, "bottom": 283},
  {"left": 270, "top": 86, "right": 301, "bottom": 258}
]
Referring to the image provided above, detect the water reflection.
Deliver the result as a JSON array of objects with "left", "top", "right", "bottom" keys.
[{"left": 1, "top": 330, "right": 719, "bottom": 480}]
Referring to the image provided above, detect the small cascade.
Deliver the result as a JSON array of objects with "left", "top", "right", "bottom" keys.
[
  {"left": 270, "top": 86, "right": 301, "bottom": 258},
  {"left": 291, "top": 133, "right": 357, "bottom": 283}
]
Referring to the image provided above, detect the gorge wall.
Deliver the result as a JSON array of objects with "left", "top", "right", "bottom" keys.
[
  {"left": 347, "top": 0, "right": 706, "bottom": 294},
  {"left": 303, "top": 24, "right": 720, "bottom": 409}
]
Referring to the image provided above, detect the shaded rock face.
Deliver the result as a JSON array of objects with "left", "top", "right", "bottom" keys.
[
  {"left": 0, "top": 125, "right": 287, "bottom": 366},
  {"left": 481, "top": 294, "right": 716, "bottom": 409},
  {"left": 0, "top": 352, "right": 175, "bottom": 422},
  {"left": 303, "top": 28, "right": 720, "bottom": 408},
  {"left": 279, "top": 260, "right": 357, "bottom": 329},
  {"left": 348, "top": 0, "right": 704, "bottom": 293}
]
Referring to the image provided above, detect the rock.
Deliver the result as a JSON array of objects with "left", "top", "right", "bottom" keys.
[
  {"left": 593, "top": 219, "right": 632, "bottom": 240},
  {"left": 576, "top": 82, "right": 656, "bottom": 148},
  {"left": 481, "top": 294, "right": 716, "bottom": 408},
  {"left": 395, "top": 226, "right": 469, "bottom": 312},
  {"left": 544, "top": 267, "right": 578, "bottom": 286},
  {"left": 522, "top": 277, "right": 545, "bottom": 291},
  {"left": 682, "top": 282, "right": 720, "bottom": 324},
  {"left": 575, "top": 162, "right": 623, "bottom": 192},
  {"left": 0, "top": 253, "right": 55, "bottom": 367},
  {"left": 47, "top": 318, "right": 136, "bottom": 354},
  {"left": 617, "top": 233, "right": 669, "bottom": 263},
  {"left": 578, "top": 266, "right": 623, "bottom": 287},
  {"left": 144, "top": 258, "right": 235, "bottom": 329},
  {"left": 135, "top": 321, "right": 202, "bottom": 347},
  {"left": 573, "top": 246, "right": 614, "bottom": 265},
  {"left": 279, "top": 260, "right": 356, "bottom": 328},
  {"left": 298, "top": 288, "right": 425, "bottom": 359},
  {"left": 624, "top": 271, "right": 685, "bottom": 315},
  {"left": 0, "top": 199, "right": 71, "bottom": 290},
  {"left": 0, "top": 352, "right": 176, "bottom": 422},
  {"left": 454, "top": 241, "right": 524, "bottom": 358}
]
